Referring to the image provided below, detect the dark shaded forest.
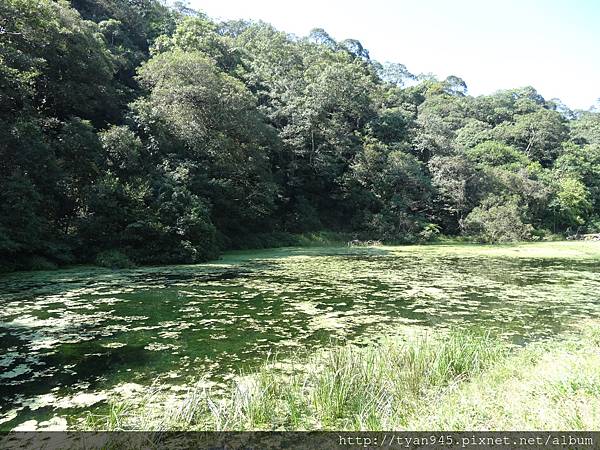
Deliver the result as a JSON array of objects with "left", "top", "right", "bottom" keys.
[{"left": 2, "top": 0, "right": 600, "bottom": 271}]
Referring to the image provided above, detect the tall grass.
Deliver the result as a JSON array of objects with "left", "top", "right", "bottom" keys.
[
  {"left": 86, "top": 329, "right": 506, "bottom": 431},
  {"left": 406, "top": 323, "right": 600, "bottom": 430},
  {"left": 227, "top": 231, "right": 353, "bottom": 250}
]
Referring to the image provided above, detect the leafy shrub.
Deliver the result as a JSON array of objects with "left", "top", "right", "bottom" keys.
[
  {"left": 294, "top": 231, "right": 353, "bottom": 246},
  {"left": 26, "top": 256, "right": 58, "bottom": 271},
  {"left": 587, "top": 215, "right": 600, "bottom": 233},
  {"left": 96, "top": 250, "right": 135, "bottom": 269},
  {"left": 228, "top": 231, "right": 351, "bottom": 250},
  {"left": 0, "top": 261, "right": 16, "bottom": 273},
  {"left": 419, "top": 223, "right": 441, "bottom": 242},
  {"left": 550, "top": 177, "right": 592, "bottom": 227},
  {"left": 284, "top": 197, "right": 323, "bottom": 233},
  {"left": 44, "top": 241, "right": 75, "bottom": 265},
  {"left": 462, "top": 197, "right": 533, "bottom": 243},
  {"left": 121, "top": 188, "right": 220, "bottom": 265},
  {"left": 227, "top": 232, "right": 298, "bottom": 250},
  {"left": 365, "top": 211, "right": 421, "bottom": 243}
]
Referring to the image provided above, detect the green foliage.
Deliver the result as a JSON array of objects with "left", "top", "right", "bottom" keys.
[
  {"left": 454, "top": 119, "right": 492, "bottom": 149},
  {"left": 1, "top": 0, "right": 119, "bottom": 125},
  {"left": 553, "top": 143, "right": 600, "bottom": 212},
  {"left": 491, "top": 108, "right": 568, "bottom": 166},
  {"left": 85, "top": 329, "right": 506, "bottom": 431},
  {"left": 350, "top": 139, "right": 432, "bottom": 240},
  {"left": 224, "top": 231, "right": 351, "bottom": 250},
  {"left": 551, "top": 177, "right": 592, "bottom": 227},
  {"left": 462, "top": 197, "right": 533, "bottom": 243},
  {"left": 587, "top": 216, "right": 600, "bottom": 233},
  {"left": 2, "top": 0, "right": 600, "bottom": 272},
  {"left": 419, "top": 223, "right": 441, "bottom": 241},
  {"left": 407, "top": 324, "right": 600, "bottom": 430},
  {"left": 120, "top": 185, "right": 220, "bottom": 264},
  {"left": 466, "top": 141, "right": 530, "bottom": 170},
  {"left": 95, "top": 250, "right": 135, "bottom": 269},
  {"left": 428, "top": 154, "right": 488, "bottom": 233},
  {"left": 135, "top": 49, "right": 256, "bottom": 146},
  {"left": 570, "top": 111, "right": 600, "bottom": 145},
  {"left": 25, "top": 256, "right": 58, "bottom": 271}
]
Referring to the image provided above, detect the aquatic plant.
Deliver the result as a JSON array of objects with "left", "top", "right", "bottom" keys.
[
  {"left": 88, "top": 329, "right": 506, "bottom": 430},
  {"left": 84, "top": 324, "right": 600, "bottom": 431},
  {"left": 2, "top": 242, "right": 599, "bottom": 429}
]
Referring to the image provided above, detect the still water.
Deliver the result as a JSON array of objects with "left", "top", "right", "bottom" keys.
[{"left": 1, "top": 242, "right": 599, "bottom": 429}]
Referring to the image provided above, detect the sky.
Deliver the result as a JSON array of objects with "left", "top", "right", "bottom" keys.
[{"left": 188, "top": 0, "right": 600, "bottom": 110}]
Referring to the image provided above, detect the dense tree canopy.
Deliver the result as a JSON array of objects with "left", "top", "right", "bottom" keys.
[{"left": 1, "top": 0, "right": 599, "bottom": 271}]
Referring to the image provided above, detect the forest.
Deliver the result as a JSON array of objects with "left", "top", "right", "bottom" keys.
[{"left": 2, "top": 0, "right": 600, "bottom": 272}]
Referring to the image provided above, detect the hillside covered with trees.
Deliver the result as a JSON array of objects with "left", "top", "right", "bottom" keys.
[{"left": 2, "top": 0, "right": 600, "bottom": 271}]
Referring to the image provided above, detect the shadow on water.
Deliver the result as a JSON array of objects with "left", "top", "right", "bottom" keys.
[
  {"left": 0, "top": 342, "right": 155, "bottom": 418},
  {"left": 0, "top": 246, "right": 392, "bottom": 298},
  {"left": 0, "top": 266, "right": 253, "bottom": 300}
]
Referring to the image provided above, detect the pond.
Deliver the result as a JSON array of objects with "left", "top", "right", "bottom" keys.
[{"left": 1, "top": 242, "right": 600, "bottom": 430}]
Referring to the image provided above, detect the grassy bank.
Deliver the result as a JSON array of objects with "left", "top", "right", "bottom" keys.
[
  {"left": 408, "top": 325, "right": 600, "bottom": 430},
  {"left": 81, "top": 322, "right": 600, "bottom": 431}
]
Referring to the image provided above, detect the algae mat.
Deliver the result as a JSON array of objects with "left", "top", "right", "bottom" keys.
[{"left": 1, "top": 242, "right": 599, "bottom": 430}]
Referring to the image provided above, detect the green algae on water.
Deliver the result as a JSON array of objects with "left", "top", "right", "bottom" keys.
[{"left": 1, "top": 241, "right": 599, "bottom": 430}]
